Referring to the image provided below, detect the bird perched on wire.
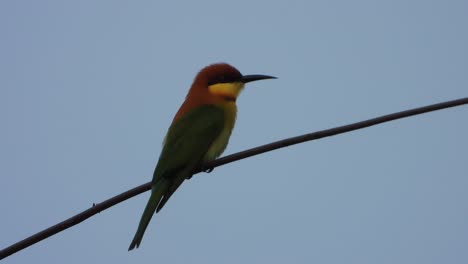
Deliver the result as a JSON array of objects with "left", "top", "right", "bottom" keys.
[{"left": 128, "top": 63, "right": 276, "bottom": 250}]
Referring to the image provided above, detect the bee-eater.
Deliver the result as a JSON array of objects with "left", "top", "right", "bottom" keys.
[{"left": 128, "top": 63, "right": 276, "bottom": 250}]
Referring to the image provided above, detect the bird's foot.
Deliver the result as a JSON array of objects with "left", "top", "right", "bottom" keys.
[
  {"left": 187, "top": 166, "right": 214, "bottom": 180},
  {"left": 202, "top": 166, "right": 214, "bottom": 173}
]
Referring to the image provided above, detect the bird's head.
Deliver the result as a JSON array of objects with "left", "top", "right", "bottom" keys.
[
  {"left": 190, "top": 63, "right": 276, "bottom": 102},
  {"left": 172, "top": 63, "right": 276, "bottom": 123}
]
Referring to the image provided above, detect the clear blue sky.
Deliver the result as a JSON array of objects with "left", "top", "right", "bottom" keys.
[{"left": 1, "top": 1, "right": 467, "bottom": 263}]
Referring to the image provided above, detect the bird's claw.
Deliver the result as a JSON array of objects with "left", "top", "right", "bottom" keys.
[
  {"left": 203, "top": 166, "right": 214, "bottom": 173},
  {"left": 186, "top": 166, "right": 213, "bottom": 180}
]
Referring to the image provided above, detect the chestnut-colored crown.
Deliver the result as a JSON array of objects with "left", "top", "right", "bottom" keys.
[{"left": 193, "top": 63, "right": 242, "bottom": 86}]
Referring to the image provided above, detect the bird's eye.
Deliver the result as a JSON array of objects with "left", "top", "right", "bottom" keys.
[
  {"left": 208, "top": 75, "right": 226, "bottom": 86},
  {"left": 208, "top": 73, "right": 240, "bottom": 86}
]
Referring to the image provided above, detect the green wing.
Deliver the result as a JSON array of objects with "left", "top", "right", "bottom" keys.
[
  {"left": 128, "top": 105, "right": 224, "bottom": 250},
  {"left": 153, "top": 104, "right": 225, "bottom": 209}
]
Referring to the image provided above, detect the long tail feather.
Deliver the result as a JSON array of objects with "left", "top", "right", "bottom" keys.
[{"left": 128, "top": 179, "right": 168, "bottom": 251}]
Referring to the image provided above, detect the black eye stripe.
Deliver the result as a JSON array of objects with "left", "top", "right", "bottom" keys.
[{"left": 208, "top": 75, "right": 240, "bottom": 85}]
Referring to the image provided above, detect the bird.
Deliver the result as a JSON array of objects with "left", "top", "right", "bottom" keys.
[{"left": 128, "top": 63, "right": 276, "bottom": 250}]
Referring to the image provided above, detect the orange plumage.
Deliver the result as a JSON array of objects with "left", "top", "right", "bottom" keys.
[{"left": 173, "top": 63, "right": 243, "bottom": 123}]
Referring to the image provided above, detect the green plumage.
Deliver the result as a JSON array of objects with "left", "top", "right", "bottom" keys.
[{"left": 128, "top": 105, "right": 225, "bottom": 250}]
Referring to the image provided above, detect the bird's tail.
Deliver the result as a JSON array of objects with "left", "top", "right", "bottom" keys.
[{"left": 128, "top": 179, "right": 168, "bottom": 251}]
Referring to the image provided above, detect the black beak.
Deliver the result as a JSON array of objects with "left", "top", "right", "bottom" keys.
[{"left": 240, "top": 74, "right": 277, "bottom": 83}]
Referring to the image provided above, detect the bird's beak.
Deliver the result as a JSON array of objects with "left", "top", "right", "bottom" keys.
[{"left": 240, "top": 74, "right": 277, "bottom": 83}]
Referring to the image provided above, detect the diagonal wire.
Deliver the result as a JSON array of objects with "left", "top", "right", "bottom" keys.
[{"left": 1, "top": 97, "right": 467, "bottom": 260}]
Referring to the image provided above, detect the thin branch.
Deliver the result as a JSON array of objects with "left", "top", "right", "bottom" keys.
[
  {"left": 1, "top": 97, "right": 467, "bottom": 260},
  {"left": 204, "top": 97, "right": 468, "bottom": 169}
]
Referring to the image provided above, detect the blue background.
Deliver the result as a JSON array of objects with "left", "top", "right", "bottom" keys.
[{"left": 1, "top": 1, "right": 467, "bottom": 263}]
